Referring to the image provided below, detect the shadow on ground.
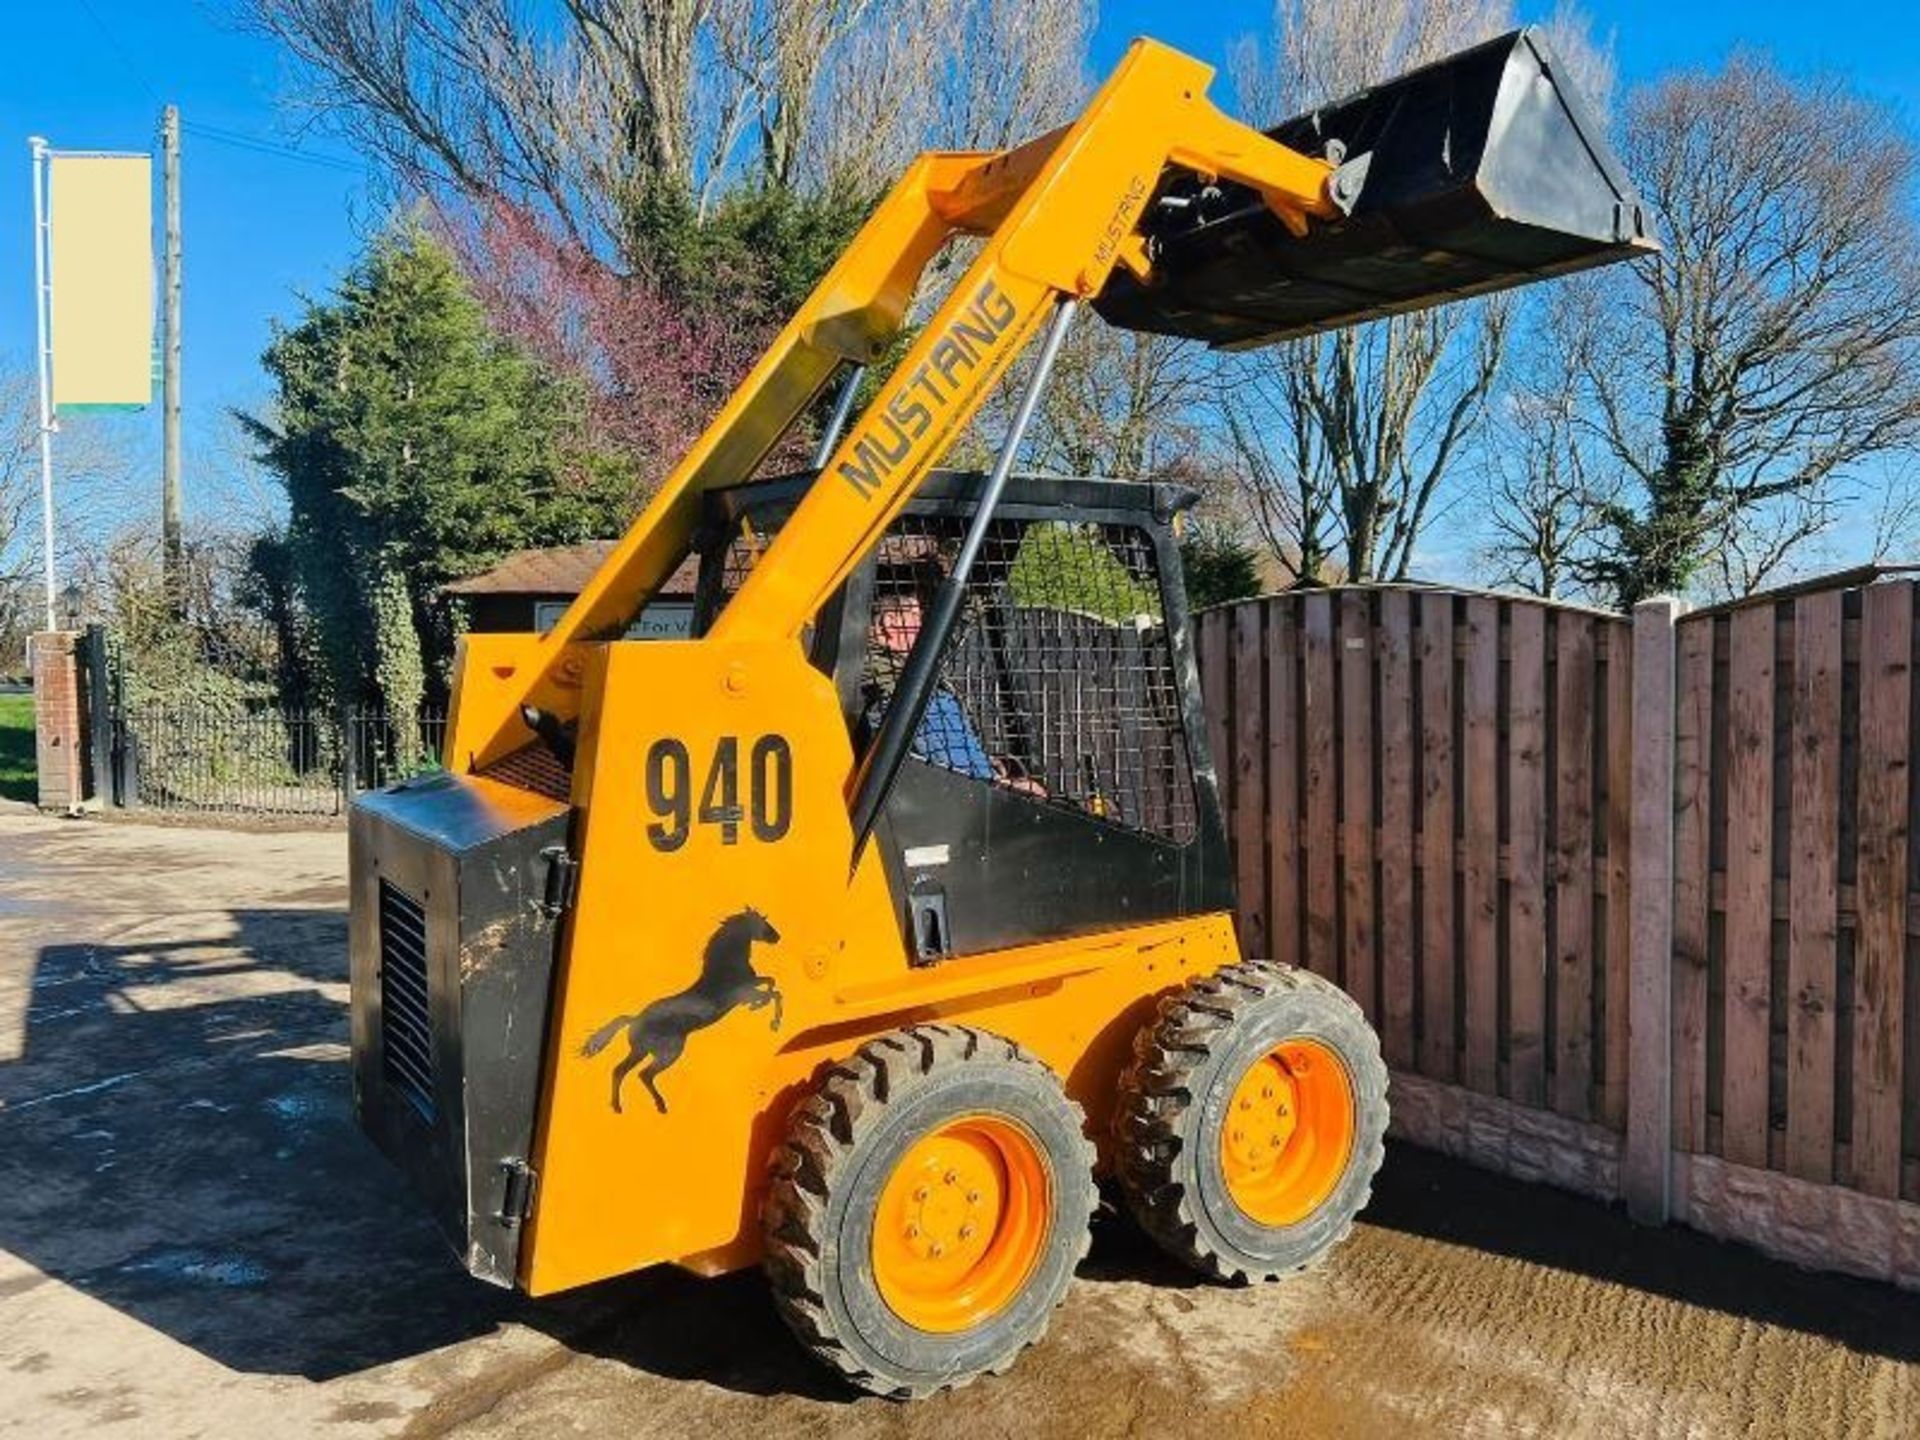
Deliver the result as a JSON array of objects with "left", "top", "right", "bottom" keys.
[
  {"left": 1, "top": 902, "right": 1911, "bottom": 1397},
  {"left": 0, "top": 908, "right": 860, "bottom": 1397},
  {"left": 1365, "top": 1141, "right": 1920, "bottom": 1365}
]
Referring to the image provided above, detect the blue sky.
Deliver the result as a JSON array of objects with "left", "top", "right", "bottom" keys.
[{"left": 3, "top": 0, "right": 1917, "bottom": 536}]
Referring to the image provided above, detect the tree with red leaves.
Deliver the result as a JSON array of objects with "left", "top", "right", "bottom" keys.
[{"left": 442, "top": 200, "right": 760, "bottom": 493}]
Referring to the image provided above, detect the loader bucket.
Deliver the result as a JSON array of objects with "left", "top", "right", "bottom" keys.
[{"left": 1095, "top": 27, "right": 1654, "bottom": 348}]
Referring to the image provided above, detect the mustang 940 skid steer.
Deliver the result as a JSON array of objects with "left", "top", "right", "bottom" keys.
[{"left": 350, "top": 28, "right": 1650, "bottom": 1397}]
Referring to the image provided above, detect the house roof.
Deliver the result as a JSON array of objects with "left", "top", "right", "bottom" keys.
[{"left": 444, "top": 542, "right": 701, "bottom": 598}]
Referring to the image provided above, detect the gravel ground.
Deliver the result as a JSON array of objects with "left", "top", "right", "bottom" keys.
[{"left": 0, "top": 801, "right": 1914, "bottom": 1438}]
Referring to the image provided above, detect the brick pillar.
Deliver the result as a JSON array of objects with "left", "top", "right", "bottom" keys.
[{"left": 30, "top": 631, "right": 85, "bottom": 814}]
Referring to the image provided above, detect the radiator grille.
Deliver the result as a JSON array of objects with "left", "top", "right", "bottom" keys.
[
  {"left": 377, "top": 879, "right": 436, "bottom": 1121},
  {"left": 480, "top": 742, "right": 572, "bottom": 801}
]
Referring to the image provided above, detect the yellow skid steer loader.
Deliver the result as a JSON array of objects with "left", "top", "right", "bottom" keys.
[{"left": 348, "top": 28, "right": 1651, "bottom": 1397}]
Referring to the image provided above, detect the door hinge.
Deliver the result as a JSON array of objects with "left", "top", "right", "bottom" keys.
[
  {"left": 497, "top": 1158, "right": 538, "bottom": 1227},
  {"left": 538, "top": 846, "right": 579, "bottom": 918}
]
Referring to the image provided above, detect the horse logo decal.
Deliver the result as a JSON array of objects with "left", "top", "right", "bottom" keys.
[{"left": 580, "top": 906, "right": 784, "bottom": 1115}]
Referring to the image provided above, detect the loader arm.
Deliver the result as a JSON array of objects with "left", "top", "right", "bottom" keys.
[{"left": 446, "top": 38, "right": 1342, "bottom": 772}]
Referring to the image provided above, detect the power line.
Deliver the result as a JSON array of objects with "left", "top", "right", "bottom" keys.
[
  {"left": 182, "top": 122, "right": 369, "bottom": 175},
  {"left": 69, "top": 0, "right": 368, "bottom": 177},
  {"left": 70, "top": 0, "right": 166, "bottom": 110}
]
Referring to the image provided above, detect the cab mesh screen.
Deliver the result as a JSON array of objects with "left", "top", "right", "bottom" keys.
[
  {"left": 712, "top": 506, "right": 1198, "bottom": 844},
  {"left": 862, "top": 516, "right": 1197, "bottom": 843}
]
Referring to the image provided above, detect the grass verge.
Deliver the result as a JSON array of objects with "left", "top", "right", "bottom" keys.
[{"left": 0, "top": 693, "right": 35, "bottom": 803}]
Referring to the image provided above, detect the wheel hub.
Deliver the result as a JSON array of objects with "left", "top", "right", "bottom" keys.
[
  {"left": 894, "top": 1145, "right": 996, "bottom": 1264},
  {"left": 871, "top": 1115, "right": 1052, "bottom": 1334},
  {"left": 1218, "top": 1038, "right": 1356, "bottom": 1228}
]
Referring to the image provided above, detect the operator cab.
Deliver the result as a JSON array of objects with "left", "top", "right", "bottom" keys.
[{"left": 690, "top": 470, "right": 1234, "bottom": 962}]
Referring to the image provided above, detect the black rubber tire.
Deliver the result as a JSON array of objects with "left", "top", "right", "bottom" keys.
[
  {"left": 761, "top": 1024, "right": 1097, "bottom": 1399},
  {"left": 1113, "top": 961, "right": 1388, "bottom": 1283}
]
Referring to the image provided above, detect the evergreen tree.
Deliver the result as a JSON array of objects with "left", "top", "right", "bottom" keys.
[
  {"left": 244, "top": 222, "right": 634, "bottom": 721},
  {"left": 1179, "top": 521, "right": 1264, "bottom": 610}
]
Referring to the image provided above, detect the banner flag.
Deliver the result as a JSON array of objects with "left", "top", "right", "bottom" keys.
[{"left": 49, "top": 154, "right": 153, "bottom": 411}]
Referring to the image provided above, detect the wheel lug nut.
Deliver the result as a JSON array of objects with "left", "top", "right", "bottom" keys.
[
  {"left": 1262, "top": 1086, "right": 1274, "bottom": 1100},
  {"left": 929, "top": 1242, "right": 945, "bottom": 1257},
  {"left": 966, "top": 1190, "right": 981, "bottom": 1204},
  {"left": 906, "top": 1224, "right": 919, "bottom": 1239},
  {"left": 914, "top": 1186, "right": 929, "bottom": 1201},
  {"left": 944, "top": 1170, "right": 959, "bottom": 1186},
  {"left": 959, "top": 1224, "right": 975, "bottom": 1240}
]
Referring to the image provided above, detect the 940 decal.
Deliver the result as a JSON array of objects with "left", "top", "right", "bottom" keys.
[{"left": 644, "top": 734, "right": 792, "bottom": 851}]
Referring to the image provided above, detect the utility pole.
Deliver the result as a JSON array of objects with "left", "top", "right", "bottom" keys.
[{"left": 161, "top": 104, "right": 183, "bottom": 610}]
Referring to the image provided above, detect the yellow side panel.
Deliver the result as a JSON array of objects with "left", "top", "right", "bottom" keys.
[
  {"left": 443, "top": 631, "right": 549, "bottom": 775},
  {"left": 49, "top": 155, "right": 153, "bottom": 410},
  {"left": 523, "top": 638, "right": 898, "bottom": 1293},
  {"left": 521, "top": 638, "right": 1241, "bottom": 1294}
]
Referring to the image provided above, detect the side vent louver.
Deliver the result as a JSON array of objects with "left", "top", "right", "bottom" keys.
[{"left": 377, "top": 879, "right": 436, "bottom": 1121}]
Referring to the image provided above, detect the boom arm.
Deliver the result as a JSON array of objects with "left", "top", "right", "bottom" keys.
[{"left": 448, "top": 38, "right": 1343, "bottom": 771}]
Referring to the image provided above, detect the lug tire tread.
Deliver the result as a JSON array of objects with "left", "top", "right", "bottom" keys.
[
  {"left": 762, "top": 1023, "right": 1096, "bottom": 1399},
  {"left": 1113, "top": 961, "right": 1387, "bottom": 1284}
]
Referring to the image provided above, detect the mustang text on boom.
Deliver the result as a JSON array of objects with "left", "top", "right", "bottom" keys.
[{"left": 834, "top": 279, "right": 1020, "bottom": 500}]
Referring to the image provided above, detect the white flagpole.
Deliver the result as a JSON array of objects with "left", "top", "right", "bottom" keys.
[{"left": 29, "top": 135, "right": 57, "bottom": 632}]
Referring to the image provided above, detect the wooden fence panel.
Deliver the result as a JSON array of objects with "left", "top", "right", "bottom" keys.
[
  {"left": 1378, "top": 591, "right": 1417, "bottom": 1069},
  {"left": 1195, "top": 574, "right": 1920, "bottom": 1213},
  {"left": 1508, "top": 603, "right": 1549, "bottom": 1107},
  {"left": 1418, "top": 595, "right": 1458, "bottom": 1081},
  {"left": 1786, "top": 591, "right": 1842, "bottom": 1183},
  {"left": 1461, "top": 597, "right": 1501, "bottom": 1096},
  {"left": 1302, "top": 595, "right": 1338, "bottom": 979},
  {"left": 1672, "top": 616, "right": 1714, "bottom": 1154},
  {"left": 1855, "top": 582, "right": 1912, "bottom": 1199},
  {"left": 1266, "top": 600, "right": 1301, "bottom": 970},
  {"left": 1722, "top": 602, "right": 1776, "bottom": 1171},
  {"left": 1340, "top": 592, "right": 1377, "bottom": 1020},
  {"left": 1604, "top": 626, "right": 1634, "bottom": 1129},
  {"left": 1232, "top": 605, "right": 1269, "bottom": 958},
  {"left": 1555, "top": 615, "right": 1598, "bottom": 1119}
]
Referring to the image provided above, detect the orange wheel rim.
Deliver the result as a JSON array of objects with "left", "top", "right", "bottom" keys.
[
  {"left": 871, "top": 1115, "right": 1052, "bottom": 1333},
  {"left": 1219, "top": 1038, "right": 1356, "bottom": 1228}
]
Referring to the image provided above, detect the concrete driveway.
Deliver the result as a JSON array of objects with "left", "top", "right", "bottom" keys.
[{"left": 0, "top": 803, "right": 1914, "bottom": 1438}]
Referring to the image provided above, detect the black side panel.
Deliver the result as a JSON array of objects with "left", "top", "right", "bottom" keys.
[
  {"left": 882, "top": 761, "right": 1234, "bottom": 956},
  {"left": 349, "top": 773, "right": 570, "bottom": 1287}
]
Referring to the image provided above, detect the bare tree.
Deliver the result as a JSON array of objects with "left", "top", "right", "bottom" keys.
[
  {"left": 0, "top": 368, "right": 42, "bottom": 659},
  {"left": 0, "top": 370, "right": 37, "bottom": 584},
  {"left": 1478, "top": 282, "right": 1619, "bottom": 598},
  {"left": 1213, "top": 0, "right": 1614, "bottom": 584},
  {"left": 1701, "top": 489, "right": 1838, "bottom": 600},
  {"left": 1871, "top": 458, "right": 1920, "bottom": 565},
  {"left": 1026, "top": 328, "right": 1210, "bottom": 479},
  {"left": 1576, "top": 57, "right": 1920, "bottom": 603},
  {"left": 247, "top": 0, "right": 1091, "bottom": 254},
  {"left": 0, "top": 363, "right": 153, "bottom": 664},
  {"left": 1481, "top": 405, "right": 1619, "bottom": 601}
]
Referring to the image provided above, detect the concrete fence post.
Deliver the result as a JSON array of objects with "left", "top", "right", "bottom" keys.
[{"left": 1625, "top": 596, "right": 1683, "bottom": 1223}]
